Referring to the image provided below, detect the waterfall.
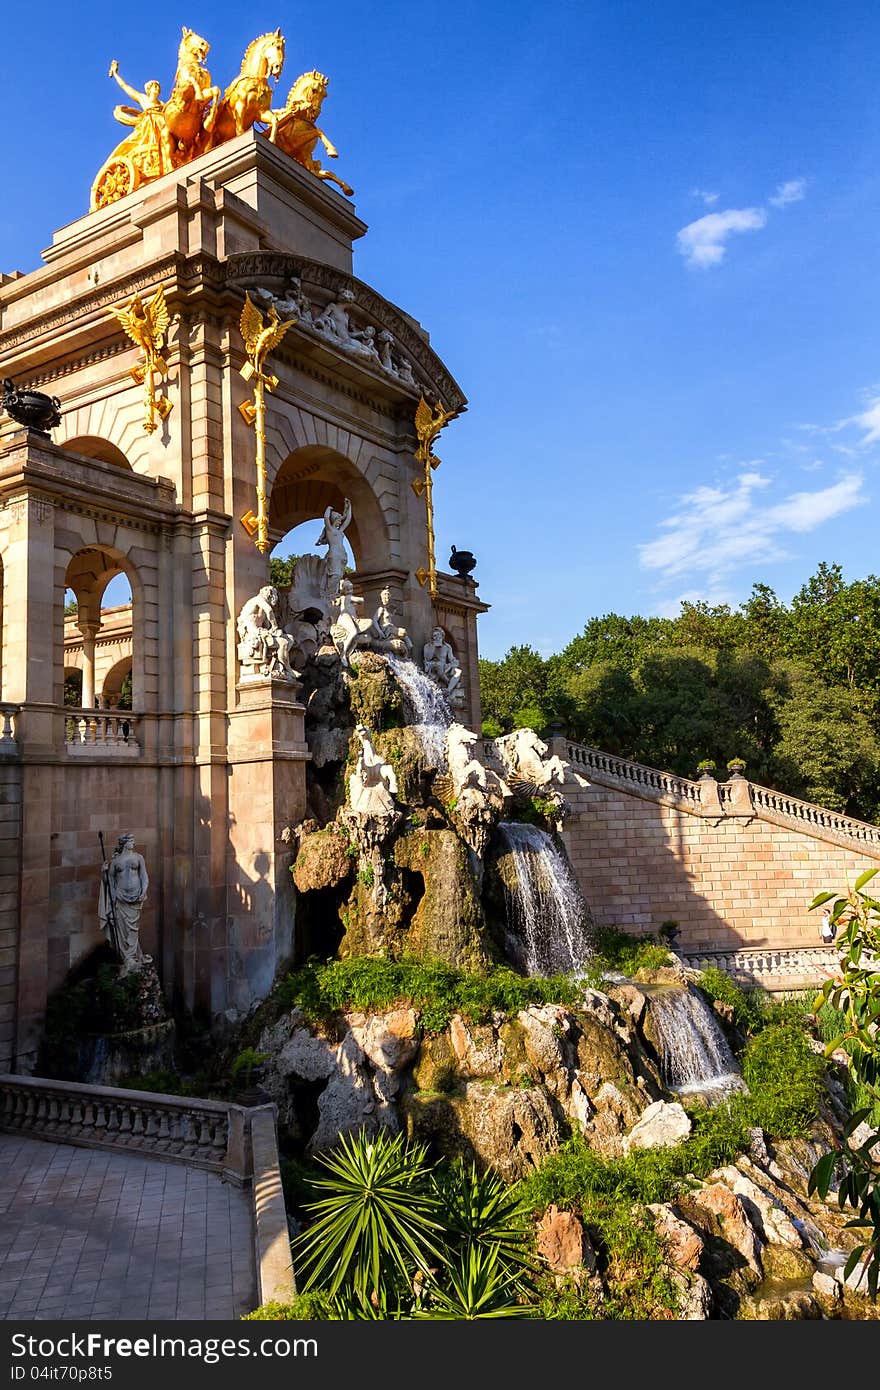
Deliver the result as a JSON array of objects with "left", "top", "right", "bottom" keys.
[
  {"left": 648, "top": 987, "right": 743, "bottom": 1095},
  {"left": 385, "top": 656, "right": 452, "bottom": 768},
  {"left": 496, "top": 821, "right": 593, "bottom": 976}
]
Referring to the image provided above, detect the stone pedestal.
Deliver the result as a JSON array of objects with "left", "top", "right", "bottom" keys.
[{"left": 226, "top": 680, "right": 310, "bottom": 1013}]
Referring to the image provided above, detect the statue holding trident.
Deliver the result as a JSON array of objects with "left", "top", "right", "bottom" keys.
[{"left": 98, "top": 832, "right": 151, "bottom": 975}]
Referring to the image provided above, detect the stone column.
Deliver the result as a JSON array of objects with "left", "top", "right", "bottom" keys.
[{"left": 77, "top": 619, "right": 100, "bottom": 709}]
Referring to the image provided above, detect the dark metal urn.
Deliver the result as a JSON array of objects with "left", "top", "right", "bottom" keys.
[
  {"left": 2, "top": 377, "right": 62, "bottom": 436},
  {"left": 449, "top": 545, "right": 476, "bottom": 580}
]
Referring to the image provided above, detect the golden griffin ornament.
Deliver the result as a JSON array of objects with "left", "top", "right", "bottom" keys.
[
  {"left": 108, "top": 285, "right": 174, "bottom": 434},
  {"left": 412, "top": 395, "right": 462, "bottom": 600},
  {"left": 238, "top": 293, "right": 296, "bottom": 554}
]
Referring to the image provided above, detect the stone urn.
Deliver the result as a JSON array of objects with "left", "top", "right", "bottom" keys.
[
  {"left": 2, "top": 377, "right": 62, "bottom": 436},
  {"left": 449, "top": 545, "right": 476, "bottom": 579}
]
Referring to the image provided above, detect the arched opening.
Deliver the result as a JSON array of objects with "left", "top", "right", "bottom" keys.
[
  {"left": 63, "top": 549, "right": 141, "bottom": 711},
  {"left": 63, "top": 437, "right": 133, "bottom": 470},
  {"left": 268, "top": 446, "right": 391, "bottom": 576},
  {"left": 63, "top": 668, "right": 83, "bottom": 707},
  {"left": 102, "top": 656, "right": 133, "bottom": 710}
]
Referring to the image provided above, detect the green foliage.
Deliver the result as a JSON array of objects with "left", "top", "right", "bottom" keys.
[
  {"left": 696, "top": 967, "right": 766, "bottom": 1033},
  {"left": 479, "top": 563, "right": 880, "bottom": 821},
  {"left": 741, "top": 1023, "right": 825, "bottom": 1135},
  {"left": 294, "top": 1130, "right": 444, "bottom": 1299},
  {"left": 276, "top": 957, "right": 582, "bottom": 1034},
  {"left": 356, "top": 864, "right": 375, "bottom": 888},
  {"left": 243, "top": 1292, "right": 338, "bottom": 1320},
  {"left": 229, "top": 1047, "right": 268, "bottom": 1087},
  {"left": 588, "top": 926, "right": 673, "bottom": 978},
  {"left": 291, "top": 1131, "right": 533, "bottom": 1319},
  {"left": 809, "top": 875, "right": 880, "bottom": 1296}
]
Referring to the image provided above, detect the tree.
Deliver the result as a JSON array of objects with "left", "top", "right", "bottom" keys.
[{"left": 809, "top": 872, "right": 880, "bottom": 1298}]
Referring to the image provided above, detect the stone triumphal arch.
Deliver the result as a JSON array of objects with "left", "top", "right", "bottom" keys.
[{"left": 0, "top": 129, "right": 487, "bottom": 1070}]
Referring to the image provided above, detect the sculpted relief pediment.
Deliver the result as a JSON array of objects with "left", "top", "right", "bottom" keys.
[{"left": 224, "top": 252, "right": 466, "bottom": 414}]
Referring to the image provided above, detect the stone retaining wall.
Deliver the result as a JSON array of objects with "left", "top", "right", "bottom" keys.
[{"left": 554, "top": 739, "right": 880, "bottom": 956}]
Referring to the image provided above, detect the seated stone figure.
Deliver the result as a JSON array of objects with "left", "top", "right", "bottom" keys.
[
  {"left": 423, "top": 626, "right": 463, "bottom": 703},
  {"left": 370, "top": 587, "right": 412, "bottom": 656},
  {"left": 330, "top": 578, "right": 374, "bottom": 666},
  {"left": 236, "top": 585, "right": 299, "bottom": 682}
]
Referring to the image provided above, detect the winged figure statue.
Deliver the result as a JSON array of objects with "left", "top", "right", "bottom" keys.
[
  {"left": 108, "top": 285, "right": 173, "bottom": 433},
  {"left": 239, "top": 293, "right": 296, "bottom": 383}
]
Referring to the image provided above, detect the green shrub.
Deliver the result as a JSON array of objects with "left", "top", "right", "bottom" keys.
[
  {"left": 275, "top": 957, "right": 582, "bottom": 1033},
  {"left": 741, "top": 1021, "right": 824, "bottom": 1136},
  {"left": 243, "top": 1292, "right": 338, "bottom": 1320},
  {"left": 589, "top": 926, "right": 672, "bottom": 977},
  {"left": 696, "top": 967, "right": 765, "bottom": 1034}
]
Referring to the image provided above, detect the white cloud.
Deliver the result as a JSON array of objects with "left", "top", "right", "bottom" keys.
[
  {"left": 691, "top": 188, "right": 720, "bottom": 206},
  {"left": 639, "top": 471, "right": 866, "bottom": 582},
  {"left": 676, "top": 207, "right": 767, "bottom": 268},
  {"left": 849, "top": 394, "right": 880, "bottom": 445},
  {"left": 769, "top": 178, "right": 806, "bottom": 208}
]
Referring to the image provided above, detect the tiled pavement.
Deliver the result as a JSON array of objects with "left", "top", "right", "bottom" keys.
[{"left": 0, "top": 1134, "right": 257, "bottom": 1321}]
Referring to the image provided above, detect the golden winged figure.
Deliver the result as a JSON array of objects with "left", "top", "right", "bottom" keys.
[
  {"left": 239, "top": 293, "right": 296, "bottom": 380},
  {"left": 108, "top": 285, "right": 173, "bottom": 434},
  {"left": 414, "top": 394, "right": 461, "bottom": 452},
  {"left": 238, "top": 293, "right": 296, "bottom": 555}
]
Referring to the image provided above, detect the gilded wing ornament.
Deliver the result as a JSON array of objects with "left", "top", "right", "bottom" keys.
[
  {"left": 108, "top": 285, "right": 174, "bottom": 433},
  {"left": 240, "top": 293, "right": 295, "bottom": 370}
]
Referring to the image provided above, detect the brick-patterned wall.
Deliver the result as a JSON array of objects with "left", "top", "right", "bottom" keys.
[{"left": 562, "top": 781, "right": 877, "bottom": 953}]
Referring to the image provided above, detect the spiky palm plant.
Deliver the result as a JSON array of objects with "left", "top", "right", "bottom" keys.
[
  {"left": 294, "top": 1128, "right": 445, "bottom": 1299},
  {"left": 435, "top": 1159, "right": 531, "bottom": 1269},
  {"left": 414, "top": 1244, "right": 533, "bottom": 1319}
]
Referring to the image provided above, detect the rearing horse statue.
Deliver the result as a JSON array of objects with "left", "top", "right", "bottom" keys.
[
  {"left": 164, "top": 27, "right": 220, "bottom": 162},
  {"left": 209, "top": 29, "right": 285, "bottom": 148}
]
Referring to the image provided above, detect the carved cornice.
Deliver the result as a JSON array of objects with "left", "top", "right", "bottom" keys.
[{"left": 224, "top": 252, "right": 467, "bottom": 414}]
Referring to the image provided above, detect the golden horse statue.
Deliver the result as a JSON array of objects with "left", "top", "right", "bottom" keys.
[
  {"left": 209, "top": 30, "right": 286, "bottom": 148},
  {"left": 269, "top": 71, "right": 354, "bottom": 197},
  {"left": 163, "top": 27, "right": 220, "bottom": 161}
]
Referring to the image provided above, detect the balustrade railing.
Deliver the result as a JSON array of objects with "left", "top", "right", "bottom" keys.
[
  {"left": 65, "top": 708, "right": 140, "bottom": 753},
  {"left": 0, "top": 702, "right": 19, "bottom": 752},
  {"left": 746, "top": 782, "right": 880, "bottom": 851},
  {"left": 0, "top": 1074, "right": 249, "bottom": 1181},
  {"left": 561, "top": 741, "right": 704, "bottom": 809}
]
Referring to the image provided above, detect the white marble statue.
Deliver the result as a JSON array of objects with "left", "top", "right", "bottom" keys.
[
  {"left": 446, "top": 723, "right": 508, "bottom": 797},
  {"left": 492, "top": 727, "right": 568, "bottom": 788},
  {"left": 313, "top": 286, "right": 357, "bottom": 343},
  {"left": 330, "top": 577, "right": 374, "bottom": 666},
  {"left": 348, "top": 724, "right": 398, "bottom": 817},
  {"left": 423, "top": 626, "right": 463, "bottom": 700},
  {"left": 371, "top": 587, "right": 412, "bottom": 655},
  {"left": 315, "top": 497, "right": 352, "bottom": 596},
  {"left": 274, "top": 276, "right": 313, "bottom": 326},
  {"left": 237, "top": 586, "right": 300, "bottom": 682},
  {"left": 98, "top": 833, "right": 151, "bottom": 975}
]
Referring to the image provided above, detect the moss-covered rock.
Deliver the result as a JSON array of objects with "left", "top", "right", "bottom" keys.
[
  {"left": 347, "top": 652, "right": 402, "bottom": 730},
  {"left": 373, "top": 727, "right": 429, "bottom": 807},
  {"left": 393, "top": 829, "right": 496, "bottom": 973},
  {"left": 401, "top": 1080, "right": 565, "bottom": 1181},
  {"left": 411, "top": 1032, "right": 458, "bottom": 1093},
  {"left": 292, "top": 825, "right": 354, "bottom": 893}
]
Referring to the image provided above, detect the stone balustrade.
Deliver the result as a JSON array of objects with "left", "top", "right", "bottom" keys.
[
  {"left": 555, "top": 737, "right": 880, "bottom": 859},
  {"left": 559, "top": 740, "right": 704, "bottom": 810},
  {"left": 0, "top": 1074, "right": 251, "bottom": 1184},
  {"left": 65, "top": 708, "right": 140, "bottom": 755},
  {"left": 0, "top": 703, "right": 19, "bottom": 754},
  {"left": 682, "top": 945, "right": 841, "bottom": 992}
]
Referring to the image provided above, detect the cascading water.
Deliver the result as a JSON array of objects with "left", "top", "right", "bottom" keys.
[
  {"left": 648, "top": 986, "right": 743, "bottom": 1095},
  {"left": 385, "top": 656, "right": 453, "bottom": 768},
  {"left": 496, "top": 821, "right": 593, "bottom": 975}
]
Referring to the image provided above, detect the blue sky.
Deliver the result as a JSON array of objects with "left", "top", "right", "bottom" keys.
[{"left": 4, "top": 1, "right": 880, "bottom": 658}]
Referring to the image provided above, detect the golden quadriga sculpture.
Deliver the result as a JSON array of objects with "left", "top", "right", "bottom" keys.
[{"left": 90, "top": 28, "right": 353, "bottom": 210}]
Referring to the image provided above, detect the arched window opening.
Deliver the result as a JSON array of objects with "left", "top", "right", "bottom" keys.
[{"left": 63, "top": 549, "right": 138, "bottom": 711}]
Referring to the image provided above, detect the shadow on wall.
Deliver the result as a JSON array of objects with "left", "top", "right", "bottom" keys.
[{"left": 560, "top": 782, "right": 826, "bottom": 956}]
